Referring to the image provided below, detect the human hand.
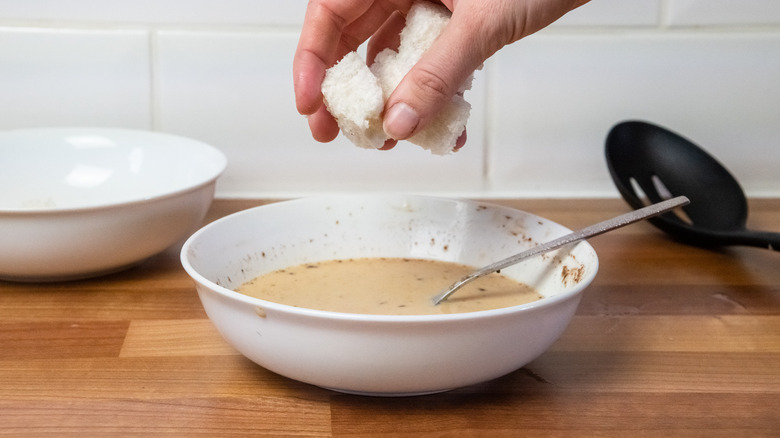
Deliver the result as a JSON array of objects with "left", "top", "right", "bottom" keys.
[{"left": 293, "top": 0, "right": 589, "bottom": 150}]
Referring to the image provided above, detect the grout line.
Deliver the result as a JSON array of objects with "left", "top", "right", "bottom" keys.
[
  {"left": 658, "top": 0, "right": 671, "bottom": 29},
  {"left": 212, "top": 190, "right": 627, "bottom": 200},
  {"left": 148, "top": 27, "right": 160, "bottom": 131},
  {"left": 0, "top": 19, "right": 302, "bottom": 33},
  {"left": 480, "top": 66, "right": 493, "bottom": 192},
  {"left": 1, "top": 21, "right": 778, "bottom": 37},
  {"left": 538, "top": 23, "right": 780, "bottom": 36}
]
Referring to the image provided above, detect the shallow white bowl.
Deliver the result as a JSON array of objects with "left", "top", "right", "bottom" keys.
[
  {"left": 0, "top": 127, "right": 226, "bottom": 282},
  {"left": 181, "top": 195, "right": 598, "bottom": 396}
]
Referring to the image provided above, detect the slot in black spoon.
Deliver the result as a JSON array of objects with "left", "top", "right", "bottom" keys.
[{"left": 605, "top": 120, "right": 779, "bottom": 250}]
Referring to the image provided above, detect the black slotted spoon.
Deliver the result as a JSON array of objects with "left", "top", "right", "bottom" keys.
[{"left": 605, "top": 120, "right": 779, "bottom": 251}]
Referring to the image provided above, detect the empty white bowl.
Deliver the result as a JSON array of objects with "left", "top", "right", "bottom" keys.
[
  {"left": 181, "top": 195, "right": 598, "bottom": 396},
  {"left": 0, "top": 127, "right": 226, "bottom": 281}
]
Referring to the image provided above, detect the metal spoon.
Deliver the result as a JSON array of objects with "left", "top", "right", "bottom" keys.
[
  {"left": 432, "top": 196, "right": 690, "bottom": 305},
  {"left": 606, "top": 120, "right": 779, "bottom": 250}
]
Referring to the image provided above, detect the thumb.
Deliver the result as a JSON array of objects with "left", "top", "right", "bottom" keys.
[{"left": 382, "top": 4, "right": 493, "bottom": 141}]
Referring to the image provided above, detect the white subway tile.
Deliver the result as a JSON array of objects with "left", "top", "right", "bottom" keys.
[
  {"left": 667, "top": 0, "right": 780, "bottom": 26},
  {"left": 156, "top": 31, "right": 485, "bottom": 197},
  {"left": 4, "top": 1, "right": 778, "bottom": 198},
  {"left": 553, "top": 0, "right": 661, "bottom": 27},
  {"left": 488, "top": 33, "right": 780, "bottom": 197},
  {"left": 0, "top": 27, "right": 150, "bottom": 130},
  {"left": 0, "top": 0, "right": 307, "bottom": 26}
]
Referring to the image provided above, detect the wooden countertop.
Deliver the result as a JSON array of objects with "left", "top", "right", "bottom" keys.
[{"left": 2, "top": 198, "right": 778, "bottom": 437}]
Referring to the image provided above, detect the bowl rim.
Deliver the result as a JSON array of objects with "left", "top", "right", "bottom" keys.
[
  {"left": 0, "top": 127, "right": 227, "bottom": 214},
  {"left": 180, "top": 195, "right": 599, "bottom": 323}
]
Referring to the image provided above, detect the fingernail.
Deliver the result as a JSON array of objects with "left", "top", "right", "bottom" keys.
[
  {"left": 454, "top": 129, "right": 467, "bottom": 151},
  {"left": 383, "top": 102, "right": 419, "bottom": 140}
]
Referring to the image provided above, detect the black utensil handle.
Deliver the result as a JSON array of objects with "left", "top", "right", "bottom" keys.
[{"left": 736, "top": 230, "right": 780, "bottom": 251}]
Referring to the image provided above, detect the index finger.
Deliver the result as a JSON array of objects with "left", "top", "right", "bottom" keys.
[
  {"left": 293, "top": 1, "right": 373, "bottom": 115},
  {"left": 293, "top": 0, "right": 414, "bottom": 115}
]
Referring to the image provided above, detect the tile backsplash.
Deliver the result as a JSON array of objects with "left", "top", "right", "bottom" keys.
[{"left": 1, "top": 0, "right": 778, "bottom": 198}]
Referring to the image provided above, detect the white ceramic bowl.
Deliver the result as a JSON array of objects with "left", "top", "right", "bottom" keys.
[
  {"left": 181, "top": 195, "right": 598, "bottom": 396},
  {"left": 0, "top": 127, "right": 226, "bottom": 282}
]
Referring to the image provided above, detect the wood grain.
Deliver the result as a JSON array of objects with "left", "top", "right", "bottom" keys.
[{"left": 1, "top": 198, "right": 778, "bottom": 436}]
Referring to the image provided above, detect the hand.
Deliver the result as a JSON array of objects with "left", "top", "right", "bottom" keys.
[{"left": 293, "top": 0, "right": 589, "bottom": 150}]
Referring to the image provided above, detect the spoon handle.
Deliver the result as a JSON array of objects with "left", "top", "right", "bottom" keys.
[
  {"left": 432, "top": 196, "right": 691, "bottom": 305},
  {"left": 728, "top": 229, "right": 780, "bottom": 251}
]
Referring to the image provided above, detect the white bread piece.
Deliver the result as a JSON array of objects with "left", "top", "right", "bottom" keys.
[
  {"left": 321, "top": 51, "right": 387, "bottom": 149},
  {"left": 395, "top": 0, "right": 450, "bottom": 67},
  {"left": 323, "top": 1, "right": 471, "bottom": 155},
  {"left": 407, "top": 94, "right": 470, "bottom": 155},
  {"left": 376, "top": 2, "right": 470, "bottom": 155}
]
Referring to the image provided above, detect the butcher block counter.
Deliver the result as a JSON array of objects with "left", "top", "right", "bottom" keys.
[{"left": 1, "top": 198, "right": 778, "bottom": 437}]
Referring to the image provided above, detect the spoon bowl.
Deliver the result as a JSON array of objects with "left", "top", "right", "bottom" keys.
[{"left": 605, "top": 120, "right": 778, "bottom": 250}]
